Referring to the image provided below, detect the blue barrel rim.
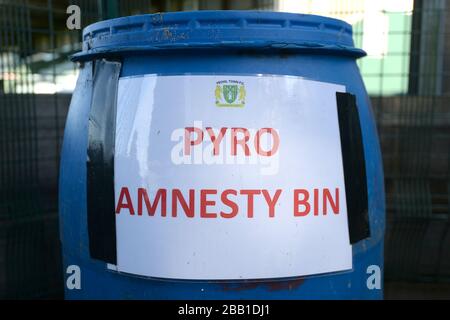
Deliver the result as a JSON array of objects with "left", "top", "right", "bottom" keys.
[{"left": 72, "top": 10, "right": 366, "bottom": 61}]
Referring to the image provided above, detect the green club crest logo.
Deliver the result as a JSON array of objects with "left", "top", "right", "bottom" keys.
[{"left": 215, "top": 80, "right": 245, "bottom": 107}]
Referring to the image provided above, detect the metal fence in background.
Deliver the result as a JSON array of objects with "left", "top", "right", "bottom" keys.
[
  {"left": 371, "top": 1, "right": 450, "bottom": 283},
  {"left": 0, "top": 0, "right": 449, "bottom": 299}
]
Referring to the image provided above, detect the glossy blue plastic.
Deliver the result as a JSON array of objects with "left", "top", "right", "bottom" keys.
[{"left": 60, "top": 11, "right": 385, "bottom": 299}]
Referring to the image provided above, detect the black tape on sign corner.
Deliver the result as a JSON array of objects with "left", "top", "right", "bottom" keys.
[
  {"left": 336, "top": 92, "right": 370, "bottom": 244},
  {"left": 87, "top": 60, "right": 121, "bottom": 264}
]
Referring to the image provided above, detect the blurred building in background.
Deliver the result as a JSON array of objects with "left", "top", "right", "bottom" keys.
[{"left": 0, "top": 0, "right": 449, "bottom": 298}]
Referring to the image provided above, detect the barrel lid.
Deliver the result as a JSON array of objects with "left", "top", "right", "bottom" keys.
[{"left": 72, "top": 10, "right": 366, "bottom": 61}]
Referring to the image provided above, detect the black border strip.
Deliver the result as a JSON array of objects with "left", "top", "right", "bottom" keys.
[
  {"left": 336, "top": 92, "right": 370, "bottom": 244},
  {"left": 87, "top": 59, "right": 121, "bottom": 264}
]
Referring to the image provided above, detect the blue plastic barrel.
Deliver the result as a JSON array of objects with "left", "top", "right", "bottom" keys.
[{"left": 60, "top": 11, "right": 385, "bottom": 299}]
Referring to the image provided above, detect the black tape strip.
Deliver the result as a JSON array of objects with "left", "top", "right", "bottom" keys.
[
  {"left": 336, "top": 92, "right": 370, "bottom": 244},
  {"left": 87, "top": 60, "right": 121, "bottom": 264}
]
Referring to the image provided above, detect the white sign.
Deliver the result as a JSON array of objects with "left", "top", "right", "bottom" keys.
[{"left": 113, "top": 74, "right": 352, "bottom": 280}]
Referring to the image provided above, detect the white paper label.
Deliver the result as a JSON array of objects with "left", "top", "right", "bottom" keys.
[{"left": 113, "top": 74, "right": 352, "bottom": 280}]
